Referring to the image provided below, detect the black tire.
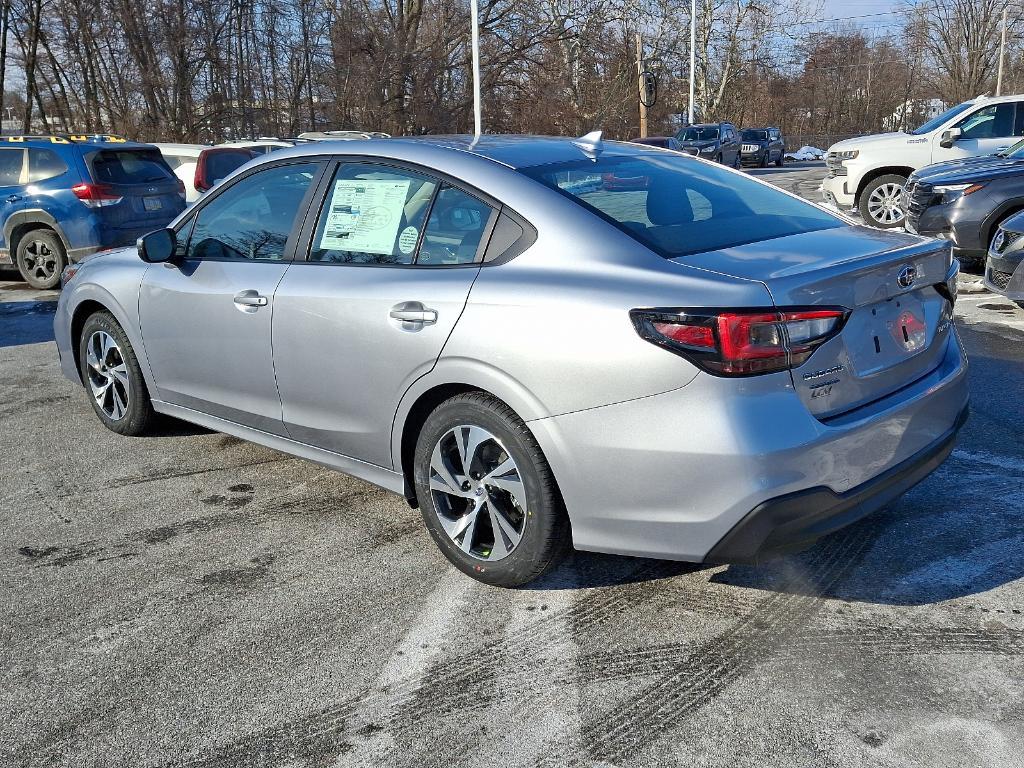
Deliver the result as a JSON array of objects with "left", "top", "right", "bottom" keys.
[
  {"left": 16, "top": 229, "right": 66, "bottom": 290},
  {"left": 714, "top": 154, "right": 722, "bottom": 164},
  {"left": 1016, "top": 301, "right": 1024, "bottom": 310},
  {"left": 858, "top": 173, "right": 908, "bottom": 229},
  {"left": 759, "top": 151, "right": 769, "bottom": 168},
  {"left": 78, "top": 310, "right": 155, "bottom": 436},
  {"left": 413, "top": 392, "right": 571, "bottom": 587},
  {"left": 733, "top": 152, "right": 742, "bottom": 169},
  {"left": 775, "top": 150, "right": 784, "bottom": 168}
]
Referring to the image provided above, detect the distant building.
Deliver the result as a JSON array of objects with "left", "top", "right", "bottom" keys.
[{"left": 884, "top": 98, "right": 946, "bottom": 132}]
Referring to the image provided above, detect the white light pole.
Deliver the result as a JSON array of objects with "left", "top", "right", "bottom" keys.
[
  {"left": 688, "top": 0, "right": 696, "bottom": 124},
  {"left": 470, "top": 0, "right": 482, "bottom": 137}
]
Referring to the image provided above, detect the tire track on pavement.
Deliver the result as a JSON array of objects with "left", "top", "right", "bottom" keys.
[{"left": 534, "top": 529, "right": 875, "bottom": 767}]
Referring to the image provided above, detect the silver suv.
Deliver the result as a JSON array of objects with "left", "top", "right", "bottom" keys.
[{"left": 54, "top": 136, "right": 968, "bottom": 586}]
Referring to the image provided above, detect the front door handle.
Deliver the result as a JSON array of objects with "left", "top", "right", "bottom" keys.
[
  {"left": 233, "top": 290, "right": 268, "bottom": 310},
  {"left": 390, "top": 301, "right": 438, "bottom": 325},
  {"left": 5, "top": 194, "right": 21, "bottom": 203}
]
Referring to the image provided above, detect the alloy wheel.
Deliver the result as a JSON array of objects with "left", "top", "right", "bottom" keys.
[
  {"left": 866, "top": 182, "right": 905, "bottom": 226},
  {"left": 428, "top": 424, "right": 528, "bottom": 561},
  {"left": 23, "top": 239, "right": 58, "bottom": 283},
  {"left": 85, "top": 330, "right": 131, "bottom": 420}
]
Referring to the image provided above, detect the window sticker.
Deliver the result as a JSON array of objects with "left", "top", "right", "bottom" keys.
[
  {"left": 397, "top": 226, "right": 419, "bottom": 254},
  {"left": 319, "top": 179, "right": 411, "bottom": 254}
]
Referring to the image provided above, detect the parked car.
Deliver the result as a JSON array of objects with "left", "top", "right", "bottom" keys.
[
  {"left": 984, "top": 209, "right": 1024, "bottom": 308},
  {"left": 824, "top": 93, "right": 1024, "bottom": 228},
  {"left": 192, "top": 146, "right": 258, "bottom": 197},
  {"left": 154, "top": 143, "right": 206, "bottom": 203},
  {"left": 630, "top": 136, "right": 683, "bottom": 151},
  {"left": 0, "top": 135, "right": 185, "bottom": 289},
  {"left": 902, "top": 138, "right": 1024, "bottom": 266},
  {"left": 740, "top": 127, "right": 785, "bottom": 167},
  {"left": 674, "top": 123, "right": 741, "bottom": 167},
  {"left": 298, "top": 130, "right": 391, "bottom": 141},
  {"left": 218, "top": 138, "right": 298, "bottom": 155},
  {"left": 55, "top": 134, "right": 967, "bottom": 587}
]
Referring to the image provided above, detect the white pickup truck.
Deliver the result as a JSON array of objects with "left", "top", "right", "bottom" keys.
[{"left": 822, "top": 94, "right": 1024, "bottom": 228}]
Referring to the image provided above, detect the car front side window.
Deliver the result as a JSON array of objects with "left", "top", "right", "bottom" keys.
[
  {"left": 957, "top": 103, "right": 1015, "bottom": 139},
  {"left": 185, "top": 162, "right": 320, "bottom": 261}
]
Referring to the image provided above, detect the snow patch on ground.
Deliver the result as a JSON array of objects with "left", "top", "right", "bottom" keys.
[{"left": 785, "top": 145, "right": 826, "bottom": 160}]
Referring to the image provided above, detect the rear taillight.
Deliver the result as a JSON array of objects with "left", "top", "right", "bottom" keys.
[
  {"left": 72, "top": 182, "right": 122, "bottom": 208},
  {"left": 631, "top": 307, "right": 848, "bottom": 376}
]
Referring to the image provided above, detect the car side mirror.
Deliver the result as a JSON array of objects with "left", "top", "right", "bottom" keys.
[
  {"left": 939, "top": 127, "right": 962, "bottom": 149},
  {"left": 137, "top": 228, "right": 176, "bottom": 263}
]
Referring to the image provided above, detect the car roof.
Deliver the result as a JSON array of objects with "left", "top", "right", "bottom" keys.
[
  {"left": 259, "top": 134, "right": 672, "bottom": 170},
  {"left": 153, "top": 143, "right": 207, "bottom": 154},
  {"left": 0, "top": 136, "right": 157, "bottom": 151}
]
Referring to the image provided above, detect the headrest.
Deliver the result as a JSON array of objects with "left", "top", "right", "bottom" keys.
[{"left": 646, "top": 174, "right": 695, "bottom": 226}]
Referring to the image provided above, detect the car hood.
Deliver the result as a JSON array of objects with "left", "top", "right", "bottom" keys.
[
  {"left": 676, "top": 140, "right": 716, "bottom": 149},
  {"left": 828, "top": 132, "right": 907, "bottom": 153},
  {"left": 912, "top": 155, "right": 1024, "bottom": 184}
]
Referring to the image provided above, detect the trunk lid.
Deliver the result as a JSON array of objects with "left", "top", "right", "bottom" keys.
[{"left": 673, "top": 226, "right": 955, "bottom": 419}]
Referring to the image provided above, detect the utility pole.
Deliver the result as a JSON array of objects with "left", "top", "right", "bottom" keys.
[
  {"left": 470, "top": 0, "right": 482, "bottom": 137},
  {"left": 636, "top": 33, "right": 647, "bottom": 138},
  {"left": 996, "top": 6, "right": 1007, "bottom": 97},
  {"left": 688, "top": 0, "right": 696, "bottom": 124}
]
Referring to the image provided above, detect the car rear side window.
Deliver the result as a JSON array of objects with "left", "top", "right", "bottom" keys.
[
  {"left": 308, "top": 163, "right": 440, "bottom": 265},
  {"left": 417, "top": 185, "right": 494, "bottom": 265},
  {"left": 90, "top": 149, "right": 174, "bottom": 184},
  {"left": 186, "top": 162, "right": 320, "bottom": 261},
  {"left": 0, "top": 149, "right": 24, "bottom": 185},
  {"left": 27, "top": 148, "right": 69, "bottom": 183},
  {"left": 521, "top": 154, "right": 842, "bottom": 258}
]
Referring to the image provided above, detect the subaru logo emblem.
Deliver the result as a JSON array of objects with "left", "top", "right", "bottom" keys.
[
  {"left": 897, "top": 265, "right": 916, "bottom": 289},
  {"left": 993, "top": 230, "right": 1005, "bottom": 251}
]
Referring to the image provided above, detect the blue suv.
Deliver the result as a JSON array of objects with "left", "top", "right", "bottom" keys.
[{"left": 0, "top": 135, "right": 186, "bottom": 289}]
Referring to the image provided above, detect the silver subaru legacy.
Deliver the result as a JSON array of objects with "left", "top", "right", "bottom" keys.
[{"left": 54, "top": 135, "right": 968, "bottom": 587}]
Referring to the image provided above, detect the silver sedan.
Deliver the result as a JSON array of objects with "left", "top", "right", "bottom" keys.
[{"left": 54, "top": 135, "right": 969, "bottom": 586}]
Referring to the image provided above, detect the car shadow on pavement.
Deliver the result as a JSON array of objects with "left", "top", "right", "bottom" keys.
[
  {"left": 521, "top": 550, "right": 710, "bottom": 590},
  {"left": 0, "top": 300, "right": 57, "bottom": 347}
]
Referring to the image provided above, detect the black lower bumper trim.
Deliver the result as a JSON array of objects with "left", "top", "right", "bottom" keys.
[{"left": 704, "top": 405, "right": 969, "bottom": 565}]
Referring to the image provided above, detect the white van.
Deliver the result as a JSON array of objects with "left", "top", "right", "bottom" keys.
[{"left": 823, "top": 94, "right": 1024, "bottom": 227}]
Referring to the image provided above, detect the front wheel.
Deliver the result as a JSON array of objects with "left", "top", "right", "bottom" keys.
[
  {"left": 733, "top": 152, "right": 742, "bottom": 169},
  {"left": 16, "top": 229, "right": 66, "bottom": 290},
  {"left": 78, "top": 311, "right": 155, "bottom": 436},
  {"left": 775, "top": 150, "right": 784, "bottom": 167},
  {"left": 859, "top": 174, "right": 908, "bottom": 229},
  {"left": 413, "top": 392, "right": 570, "bottom": 587}
]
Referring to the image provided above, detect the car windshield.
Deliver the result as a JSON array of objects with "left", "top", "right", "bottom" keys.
[
  {"left": 679, "top": 127, "right": 719, "bottom": 141},
  {"left": 742, "top": 130, "right": 768, "bottom": 141},
  {"left": 521, "top": 154, "right": 843, "bottom": 258},
  {"left": 998, "top": 138, "right": 1024, "bottom": 157},
  {"left": 908, "top": 102, "right": 974, "bottom": 135}
]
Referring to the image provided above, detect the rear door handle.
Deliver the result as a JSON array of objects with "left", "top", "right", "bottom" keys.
[
  {"left": 390, "top": 301, "right": 437, "bottom": 325},
  {"left": 233, "top": 290, "right": 268, "bottom": 308}
]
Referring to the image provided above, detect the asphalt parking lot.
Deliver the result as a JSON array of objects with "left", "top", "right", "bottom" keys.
[{"left": 2, "top": 163, "right": 1023, "bottom": 768}]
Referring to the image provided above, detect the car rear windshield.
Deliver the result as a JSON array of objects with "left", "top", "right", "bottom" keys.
[
  {"left": 742, "top": 130, "right": 768, "bottom": 141},
  {"left": 520, "top": 154, "right": 843, "bottom": 258},
  {"left": 205, "top": 150, "right": 254, "bottom": 183},
  {"left": 679, "top": 127, "right": 719, "bottom": 141},
  {"left": 89, "top": 149, "right": 175, "bottom": 184}
]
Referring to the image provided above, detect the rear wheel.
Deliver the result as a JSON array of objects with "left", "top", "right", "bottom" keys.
[
  {"left": 16, "top": 229, "right": 66, "bottom": 290},
  {"left": 775, "top": 150, "right": 785, "bottom": 167},
  {"left": 733, "top": 152, "right": 742, "bottom": 169},
  {"left": 413, "top": 392, "right": 570, "bottom": 587},
  {"left": 859, "top": 174, "right": 907, "bottom": 229},
  {"left": 78, "top": 311, "right": 155, "bottom": 436}
]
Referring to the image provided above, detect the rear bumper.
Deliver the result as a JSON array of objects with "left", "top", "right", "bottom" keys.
[
  {"left": 529, "top": 329, "right": 969, "bottom": 562},
  {"left": 705, "top": 404, "right": 968, "bottom": 563}
]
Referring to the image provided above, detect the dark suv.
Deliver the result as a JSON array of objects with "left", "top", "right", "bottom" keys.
[
  {"left": 675, "top": 123, "right": 741, "bottom": 167},
  {"left": 740, "top": 127, "right": 785, "bottom": 167},
  {"left": 0, "top": 135, "right": 185, "bottom": 289},
  {"left": 902, "top": 137, "right": 1024, "bottom": 267},
  {"left": 985, "top": 209, "right": 1024, "bottom": 307}
]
